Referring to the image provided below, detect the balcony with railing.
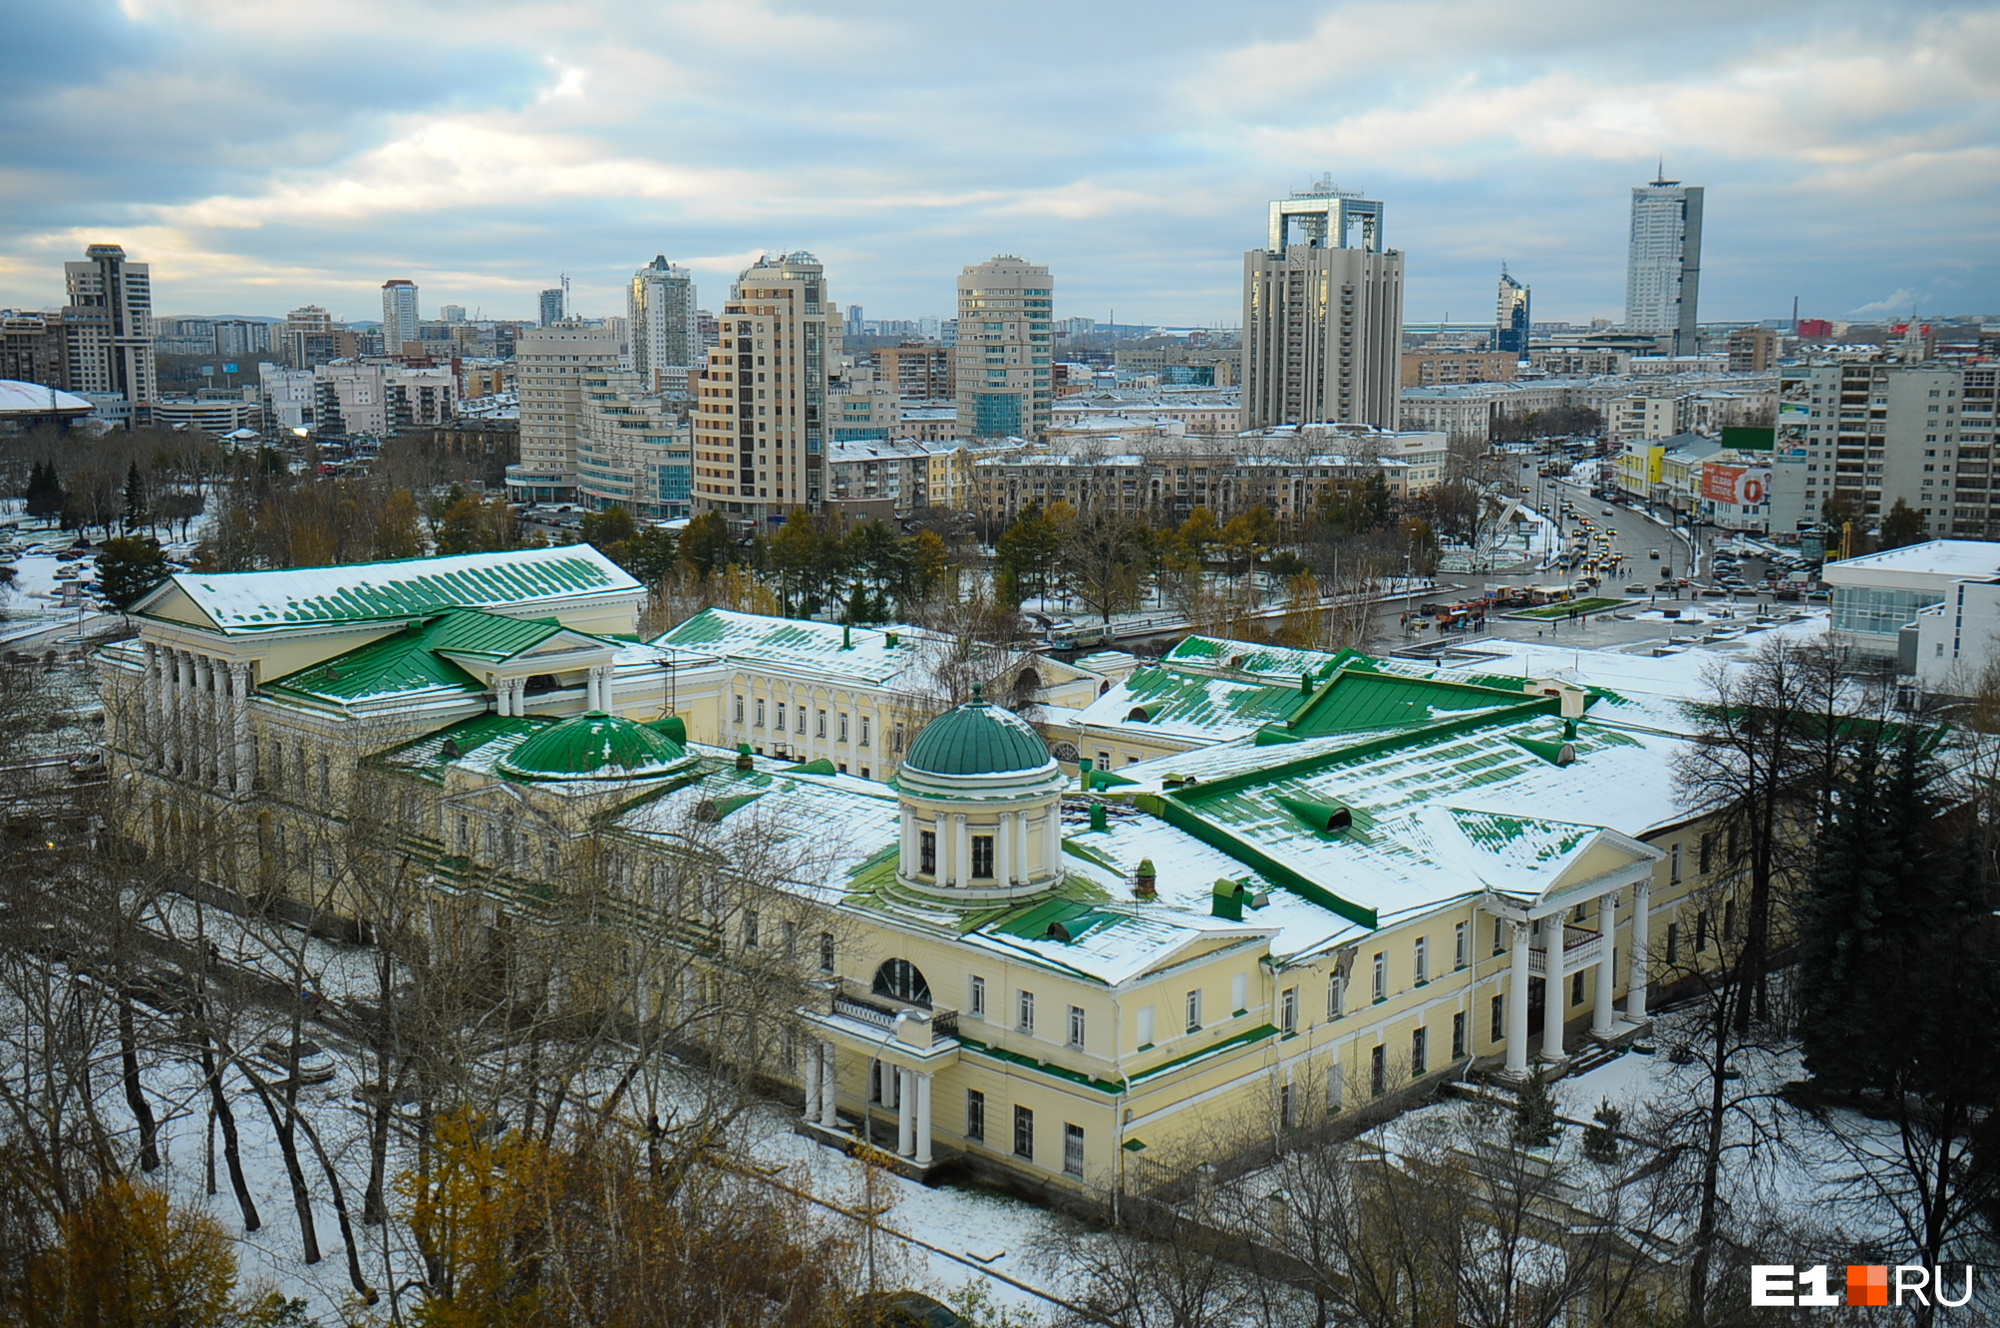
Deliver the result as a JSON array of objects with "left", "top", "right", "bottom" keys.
[
  {"left": 1527, "top": 923, "right": 1605, "bottom": 975},
  {"left": 823, "top": 980, "right": 959, "bottom": 1047}
]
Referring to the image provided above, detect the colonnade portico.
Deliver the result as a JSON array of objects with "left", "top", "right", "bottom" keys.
[
  {"left": 1498, "top": 877, "right": 1653, "bottom": 1080},
  {"left": 800, "top": 1028, "right": 947, "bottom": 1170},
  {"left": 142, "top": 640, "right": 256, "bottom": 797}
]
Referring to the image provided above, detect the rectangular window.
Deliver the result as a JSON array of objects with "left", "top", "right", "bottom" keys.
[
  {"left": 1492, "top": 994, "right": 1505, "bottom": 1043},
  {"left": 894, "top": 722, "right": 905, "bottom": 752},
  {"left": 1014, "top": 1105, "right": 1034, "bottom": 1160},
  {"left": 1063, "top": 1123, "right": 1085, "bottom": 1175},
  {"left": 1671, "top": 844, "right": 1682, "bottom": 884},
  {"left": 1067, "top": 1005, "right": 1086, "bottom": 1049},
  {"left": 972, "top": 835, "right": 994, "bottom": 878},
  {"left": 734, "top": 694, "right": 744, "bottom": 723},
  {"left": 1328, "top": 1061, "right": 1344, "bottom": 1113},
  {"left": 969, "top": 976, "right": 985, "bottom": 1019},
  {"left": 1452, "top": 1011, "right": 1466, "bottom": 1060},
  {"left": 1666, "top": 921, "right": 1679, "bottom": 965},
  {"left": 1137, "top": 1004, "right": 1154, "bottom": 1046},
  {"left": 1695, "top": 910, "right": 1708, "bottom": 953},
  {"left": 796, "top": 706, "right": 806, "bottom": 734},
  {"left": 775, "top": 702, "right": 786, "bottom": 731},
  {"left": 1018, "top": 989, "right": 1035, "bottom": 1034},
  {"left": 859, "top": 716, "right": 871, "bottom": 747},
  {"left": 819, "top": 932, "right": 835, "bottom": 973},
  {"left": 755, "top": 698, "right": 765, "bottom": 727},
  {"left": 1231, "top": 972, "right": 1248, "bottom": 1013},
  {"left": 966, "top": 1089, "right": 985, "bottom": 1142},
  {"left": 816, "top": 709, "right": 827, "bottom": 738},
  {"left": 742, "top": 910, "right": 758, "bottom": 949},
  {"left": 1493, "top": 918, "right": 1505, "bottom": 955},
  {"left": 1414, "top": 936, "right": 1429, "bottom": 985},
  {"left": 919, "top": 831, "right": 936, "bottom": 874},
  {"left": 1280, "top": 987, "right": 1298, "bottom": 1035},
  {"left": 782, "top": 920, "right": 797, "bottom": 959},
  {"left": 1699, "top": 832, "right": 1713, "bottom": 874},
  {"left": 1327, "top": 975, "right": 1344, "bottom": 1020},
  {"left": 1279, "top": 1083, "right": 1295, "bottom": 1129},
  {"left": 1185, "top": 989, "right": 1202, "bottom": 1032},
  {"left": 1723, "top": 897, "right": 1736, "bottom": 939},
  {"left": 1572, "top": 971, "right": 1585, "bottom": 1006},
  {"left": 1454, "top": 921, "right": 1468, "bottom": 970},
  {"left": 839, "top": 713, "right": 850, "bottom": 742},
  {"left": 1411, "top": 1027, "right": 1427, "bottom": 1078},
  {"left": 1370, "top": 1045, "right": 1387, "bottom": 1097},
  {"left": 1372, "top": 952, "right": 1387, "bottom": 1002}
]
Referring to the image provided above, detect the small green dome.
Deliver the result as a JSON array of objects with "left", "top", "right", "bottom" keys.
[
  {"left": 500, "top": 712, "right": 689, "bottom": 780},
  {"left": 903, "top": 698, "right": 1052, "bottom": 777}
]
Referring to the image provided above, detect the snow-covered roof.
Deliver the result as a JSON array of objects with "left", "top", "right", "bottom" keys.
[
  {"left": 0, "top": 379, "right": 93, "bottom": 416},
  {"left": 653, "top": 608, "right": 934, "bottom": 689},
  {"left": 137, "top": 545, "right": 643, "bottom": 636},
  {"left": 1823, "top": 539, "right": 2000, "bottom": 583}
]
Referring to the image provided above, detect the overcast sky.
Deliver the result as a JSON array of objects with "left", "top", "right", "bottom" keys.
[{"left": 2, "top": 0, "right": 1996, "bottom": 329}]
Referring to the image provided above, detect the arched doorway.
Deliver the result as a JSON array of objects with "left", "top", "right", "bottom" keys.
[{"left": 872, "top": 958, "right": 932, "bottom": 1008}]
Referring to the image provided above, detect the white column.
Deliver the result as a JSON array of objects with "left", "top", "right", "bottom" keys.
[
  {"left": 900, "top": 806, "right": 916, "bottom": 876},
  {"left": 1044, "top": 808, "right": 1062, "bottom": 876},
  {"left": 954, "top": 813, "right": 970, "bottom": 888},
  {"left": 193, "top": 655, "right": 215, "bottom": 786},
  {"left": 819, "top": 1041, "right": 838, "bottom": 1128},
  {"left": 595, "top": 664, "right": 613, "bottom": 712},
  {"left": 1541, "top": 917, "right": 1566, "bottom": 1063},
  {"left": 1625, "top": 882, "right": 1651, "bottom": 1023},
  {"left": 804, "top": 1041, "right": 822, "bottom": 1122},
  {"left": 509, "top": 678, "right": 526, "bottom": 716},
  {"left": 915, "top": 1072, "right": 933, "bottom": 1167},
  {"left": 897, "top": 1068, "right": 915, "bottom": 1157},
  {"left": 1506, "top": 920, "right": 1531, "bottom": 1077},
  {"left": 997, "top": 811, "right": 1014, "bottom": 886},
  {"left": 1592, "top": 894, "right": 1617, "bottom": 1037},
  {"left": 584, "top": 669, "right": 599, "bottom": 711},
  {"left": 143, "top": 642, "right": 162, "bottom": 760},
  {"left": 231, "top": 662, "right": 254, "bottom": 795},
  {"left": 1016, "top": 806, "right": 1032, "bottom": 882},
  {"left": 165, "top": 650, "right": 184, "bottom": 773}
]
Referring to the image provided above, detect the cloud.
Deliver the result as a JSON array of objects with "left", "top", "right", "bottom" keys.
[{"left": 0, "top": 0, "right": 1995, "bottom": 325}]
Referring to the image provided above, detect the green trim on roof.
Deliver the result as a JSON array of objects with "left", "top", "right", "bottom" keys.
[
  {"left": 953, "top": 1035, "right": 1124, "bottom": 1095},
  {"left": 1127, "top": 1023, "right": 1280, "bottom": 1084}
]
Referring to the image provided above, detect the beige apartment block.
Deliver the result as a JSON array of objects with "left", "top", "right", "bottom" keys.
[
  {"left": 692, "top": 252, "right": 838, "bottom": 523},
  {"left": 957, "top": 257, "right": 1054, "bottom": 439}
]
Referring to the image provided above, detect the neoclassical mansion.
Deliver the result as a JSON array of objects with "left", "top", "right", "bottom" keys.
[{"left": 99, "top": 546, "right": 1738, "bottom": 1193}]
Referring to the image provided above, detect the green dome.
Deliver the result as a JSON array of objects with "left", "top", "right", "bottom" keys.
[
  {"left": 499, "top": 712, "right": 689, "bottom": 780},
  {"left": 903, "top": 699, "right": 1052, "bottom": 777}
]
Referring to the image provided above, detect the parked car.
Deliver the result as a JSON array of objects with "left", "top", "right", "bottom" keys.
[
  {"left": 1625, "top": 584, "right": 1650, "bottom": 594},
  {"left": 1648, "top": 549, "right": 1661, "bottom": 559}
]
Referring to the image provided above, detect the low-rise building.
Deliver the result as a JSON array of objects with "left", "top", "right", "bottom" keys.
[
  {"left": 1399, "top": 350, "right": 1519, "bottom": 387},
  {"left": 1823, "top": 539, "right": 2000, "bottom": 661}
]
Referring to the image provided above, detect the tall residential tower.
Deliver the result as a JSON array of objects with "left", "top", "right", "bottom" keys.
[
  {"left": 1624, "top": 171, "right": 1703, "bottom": 355},
  {"left": 380, "top": 279, "right": 419, "bottom": 354},
  {"left": 627, "top": 256, "right": 697, "bottom": 389},
  {"left": 691, "top": 251, "right": 838, "bottom": 522},
  {"left": 955, "top": 256, "right": 1053, "bottom": 438},
  {"left": 62, "top": 243, "right": 156, "bottom": 426},
  {"left": 1241, "top": 179, "right": 1404, "bottom": 430}
]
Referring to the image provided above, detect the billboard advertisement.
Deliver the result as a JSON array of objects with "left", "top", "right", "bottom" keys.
[{"left": 1703, "top": 464, "right": 1771, "bottom": 506}]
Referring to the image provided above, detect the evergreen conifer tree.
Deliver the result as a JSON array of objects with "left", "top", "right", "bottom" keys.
[
  {"left": 1510, "top": 1067, "right": 1559, "bottom": 1148},
  {"left": 1582, "top": 1098, "right": 1622, "bottom": 1163},
  {"left": 122, "top": 461, "right": 148, "bottom": 532}
]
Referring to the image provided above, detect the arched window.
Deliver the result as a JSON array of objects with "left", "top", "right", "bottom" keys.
[{"left": 871, "top": 958, "right": 932, "bottom": 1008}]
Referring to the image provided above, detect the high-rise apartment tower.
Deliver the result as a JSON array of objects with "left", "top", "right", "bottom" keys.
[
  {"left": 508, "top": 323, "right": 624, "bottom": 505},
  {"left": 627, "top": 256, "right": 697, "bottom": 384},
  {"left": 62, "top": 243, "right": 156, "bottom": 425},
  {"left": 1241, "top": 179, "right": 1404, "bottom": 430},
  {"left": 1624, "top": 171, "right": 1703, "bottom": 356},
  {"left": 1496, "top": 266, "right": 1530, "bottom": 357},
  {"left": 955, "top": 256, "right": 1053, "bottom": 438},
  {"left": 691, "top": 251, "right": 839, "bottom": 522},
  {"left": 381, "top": 279, "right": 419, "bottom": 354},
  {"left": 539, "top": 288, "right": 566, "bottom": 328}
]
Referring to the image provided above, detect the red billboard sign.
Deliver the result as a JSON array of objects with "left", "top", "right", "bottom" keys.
[{"left": 1702, "top": 464, "right": 1770, "bottom": 506}]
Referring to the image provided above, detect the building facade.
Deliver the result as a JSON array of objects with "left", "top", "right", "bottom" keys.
[
  {"left": 576, "top": 366, "right": 692, "bottom": 519},
  {"left": 1496, "top": 267, "right": 1530, "bottom": 357},
  {"left": 628, "top": 256, "right": 697, "bottom": 387},
  {"left": 956, "top": 257, "right": 1054, "bottom": 440},
  {"left": 691, "top": 252, "right": 838, "bottom": 524},
  {"left": 1242, "top": 185, "right": 1404, "bottom": 431},
  {"left": 508, "top": 323, "right": 623, "bottom": 504},
  {"left": 381, "top": 279, "right": 419, "bottom": 355},
  {"left": 1624, "top": 175, "right": 1703, "bottom": 356},
  {"left": 62, "top": 243, "right": 157, "bottom": 426},
  {"left": 539, "top": 289, "right": 566, "bottom": 328},
  {"left": 876, "top": 343, "right": 955, "bottom": 400}
]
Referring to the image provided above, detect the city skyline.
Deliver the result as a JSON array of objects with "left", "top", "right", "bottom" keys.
[{"left": 3, "top": 2, "right": 1997, "bottom": 328}]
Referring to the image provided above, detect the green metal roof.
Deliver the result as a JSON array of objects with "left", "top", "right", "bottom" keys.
[
  {"left": 902, "top": 699, "right": 1052, "bottom": 776},
  {"left": 1281, "top": 668, "right": 1532, "bottom": 739},
  {"left": 497, "top": 712, "right": 689, "bottom": 781},
  {"left": 264, "top": 610, "right": 574, "bottom": 704}
]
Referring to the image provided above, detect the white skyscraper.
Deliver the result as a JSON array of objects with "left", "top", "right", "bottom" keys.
[
  {"left": 1241, "top": 179, "right": 1403, "bottom": 430},
  {"left": 955, "top": 256, "right": 1053, "bottom": 439},
  {"left": 627, "top": 256, "right": 697, "bottom": 385},
  {"left": 1624, "top": 171, "right": 1703, "bottom": 355},
  {"left": 381, "top": 279, "right": 419, "bottom": 353}
]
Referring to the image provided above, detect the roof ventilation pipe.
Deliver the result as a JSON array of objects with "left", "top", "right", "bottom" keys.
[{"left": 1275, "top": 793, "right": 1354, "bottom": 832}]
